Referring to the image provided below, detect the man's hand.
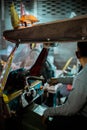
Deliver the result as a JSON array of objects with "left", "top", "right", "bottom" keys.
[
  {"left": 48, "top": 78, "right": 59, "bottom": 85},
  {"left": 42, "top": 115, "right": 48, "bottom": 127},
  {"left": 42, "top": 115, "right": 53, "bottom": 129}
]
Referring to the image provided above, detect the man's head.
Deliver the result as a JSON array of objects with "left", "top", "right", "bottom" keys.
[{"left": 76, "top": 41, "right": 87, "bottom": 58}]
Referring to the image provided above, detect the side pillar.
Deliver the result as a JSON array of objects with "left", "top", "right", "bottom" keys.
[{"left": 0, "top": 0, "right": 6, "bottom": 49}]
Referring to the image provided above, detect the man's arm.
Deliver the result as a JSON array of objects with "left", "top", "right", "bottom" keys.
[{"left": 48, "top": 76, "right": 73, "bottom": 85}]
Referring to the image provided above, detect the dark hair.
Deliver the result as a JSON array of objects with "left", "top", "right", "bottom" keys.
[{"left": 77, "top": 41, "right": 87, "bottom": 57}]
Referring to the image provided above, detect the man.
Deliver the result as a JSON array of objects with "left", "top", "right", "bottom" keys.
[{"left": 42, "top": 41, "right": 87, "bottom": 129}]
